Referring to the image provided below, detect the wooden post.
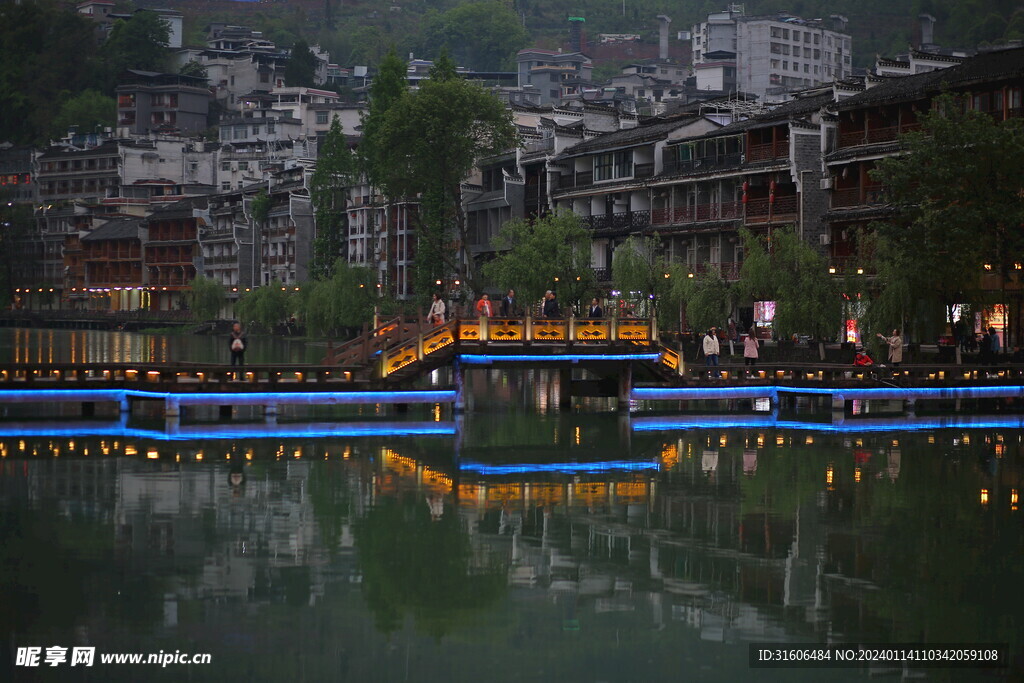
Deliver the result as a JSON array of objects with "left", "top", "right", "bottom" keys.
[
  {"left": 650, "top": 314, "right": 658, "bottom": 344},
  {"left": 610, "top": 312, "right": 619, "bottom": 344},
  {"left": 480, "top": 315, "right": 488, "bottom": 346},
  {"left": 525, "top": 314, "right": 533, "bottom": 342},
  {"left": 416, "top": 333, "right": 425, "bottom": 361},
  {"left": 568, "top": 315, "right": 576, "bottom": 342}
]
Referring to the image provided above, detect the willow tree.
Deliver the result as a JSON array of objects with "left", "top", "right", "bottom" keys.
[
  {"left": 186, "top": 275, "right": 225, "bottom": 322},
  {"left": 235, "top": 279, "right": 293, "bottom": 332},
  {"left": 482, "top": 212, "right": 594, "bottom": 315},
  {"left": 738, "top": 227, "right": 840, "bottom": 340},
  {"left": 612, "top": 234, "right": 685, "bottom": 319},
  {"left": 299, "top": 259, "right": 378, "bottom": 337},
  {"left": 369, "top": 51, "right": 517, "bottom": 296},
  {"left": 869, "top": 93, "right": 1024, "bottom": 342},
  {"left": 309, "top": 118, "right": 356, "bottom": 280}
]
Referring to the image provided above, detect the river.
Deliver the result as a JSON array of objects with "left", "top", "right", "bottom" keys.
[{"left": 0, "top": 328, "right": 1020, "bottom": 682}]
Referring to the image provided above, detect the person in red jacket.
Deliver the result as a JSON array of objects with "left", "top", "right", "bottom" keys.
[{"left": 475, "top": 293, "right": 494, "bottom": 317}]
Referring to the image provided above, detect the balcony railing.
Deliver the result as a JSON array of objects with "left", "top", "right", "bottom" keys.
[
  {"left": 831, "top": 185, "right": 884, "bottom": 208},
  {"left": 746, "top": 142, "right": 789, "bottom": 163},
  {"left": 591, "top": 267, "right": 611, "bottom": 282},
  {"left": 651, "top": 202, "right": 742, "bottom": 226},
  {"left": 662, "top": 153, "right": 743, "bottom": 175},
  {"left": 580, "top": 210, "right": 650, "bottom": 233},
  {"left": 838, "top": 123, "right": 921, "bottom": 148},
  {"left": 744, "top": 195, "right": 799, "bottom": 223}
]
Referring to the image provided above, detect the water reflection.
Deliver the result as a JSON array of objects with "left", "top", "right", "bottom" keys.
[
  {"left": 2, "top": 327, "right": 319, "bottom": 365},
  {"left": 1, "top": 427, "right": 1021, "bottom": 681}
]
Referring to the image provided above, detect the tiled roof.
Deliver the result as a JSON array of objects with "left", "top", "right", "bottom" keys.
[
  {"left": 557, "top": 114, "right": 705, "bottom": 157},
  {"left": 145, "top": 196, "right": 209, "bottom": 221},
  {"left": 835, "top": 46, "right": 1024, "bottom": 111},
  {"left": 82, "top": 217, "right": 142, "bottom": 241}
]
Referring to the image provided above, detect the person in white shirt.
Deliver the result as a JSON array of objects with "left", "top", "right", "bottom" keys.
[{"left": 703, "top": 327, "right": 720, "bottom": 376}]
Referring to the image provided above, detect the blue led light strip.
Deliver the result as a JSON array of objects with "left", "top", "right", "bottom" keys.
[
  {"left": 632, "top": 385, "right": 1024, "bottom": 402},
  {"left": 632, "top": 414, "right": 1024, "bottom": 433},
  {"left": 458, "top": 353, "right": 661, "bottom": 365},
  {"left": 0, "top": 388, "right": 457, "bottom": 405}
]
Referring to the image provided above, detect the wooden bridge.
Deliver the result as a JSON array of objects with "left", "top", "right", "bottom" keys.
[
  {"left": 322, "top": 315, "right": 678, "bottom": 384},
  {"left": 1, "top": 313, "right": 1023, "bottom": 421}
]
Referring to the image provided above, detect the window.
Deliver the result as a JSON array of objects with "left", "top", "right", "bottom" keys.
[
  {"left": 221, "top": 162, "right": 231, "bottom": 171},
  {"left": 550, "top": 73, "right": 559, "bottom": 82},
  {"left": 771, "top": 59, "right": 780, "bottom": 69},
  {"left": 613, "top": 150, "right": 633, "bottom": 177},
  {"left": 594, "top": 153, "right": 613, "bottom": 181},
  {"left": 238, "top": 161, "right": 248, "bottom": 171},
  {"left": 783, "top": 61, "right": 788, "bottom": 70},
  {"left": 782, "top": 44, "right": 790, "bottom": 55},
  {"left": 252, "top": 125, "right": 260, "bottom": 135},
  {"left": 230, "top": 76, "right": 235, "bottom": 86},
  {"left": 803, "top": 47, "right": 811, "bottom": 58},
  {"left": 771, "top": 26, "right": 782, "bottom": 38},
  {"left": 549, "top": 89, "right": 558, "bottom": 98},
  {"left": 315, "top": 111, "right": 328, "bottom": 125},
  {"left": 267, "top": 122, "right": 276, "bottom": 134},
  {"left": 782, "top": 28, "right": 789, "bottom": 39},
  {"left": 814, "top": 49, "right": 821, "bottom": 59},
  {"left": 804, "top": 64, "right": 810, "bottom": 73},
  {"left": 233, "top": 127, "right": 244, "bottom": 140},
  {"left": 792, "top": 30, "right": 800, "bottom": 41},
  {"left": 814, "top": 34, "right": 820, "bottom": 45},
  {"left": 259, "top": 72, "right": 270, "bottom": 83},
  {"left": 221, "top": 182, "right": 231, "bottom": 190},
  {"left": 814, "top": 65, "right": 819, "bottom": 75}
]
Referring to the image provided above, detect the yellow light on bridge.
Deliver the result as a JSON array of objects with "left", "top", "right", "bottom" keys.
[
  {"left": 826, "top": 464, "right": 834, "bottom": 486},
  {"left": 147, "top": 449, "right": 159, "bottom": 460},
  {"left": 980, "top": 488, "right": 990, "bottom": 505},
  {"left": 854, "top": 467, "right": 861, "bottom": 483}
]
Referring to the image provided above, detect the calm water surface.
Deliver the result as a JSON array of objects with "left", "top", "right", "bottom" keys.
[{"left": 1, "top": 329, "right": 1022, "bottom": 682}]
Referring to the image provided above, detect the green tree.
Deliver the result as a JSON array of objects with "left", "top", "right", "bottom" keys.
[
  {"left": 100, "top": 11, "right": 170, "bottom": 90},
  {"left": 49, "top": 89, "right": 115, "bottom": 140},
  {"left": 869, "top": 93, "right": 1024, "bottom": 341},
  {"left": 372, "top": 51, "right": 517, "bottom": 295},
  {"left": 0, "top": 2, "right": 99, "bottom": 143},
  {"left": 679, "top": 269, "right": 733, "bottom": 334},
  {"left": 482, "top": 212, "right": 594, "bottom": 315},
  {"left": 420, "top": 1, "right": 530, "bottom": 71},
  {"left": 178, "top": 60, "right": 208, "bottom": 79},
  {"left": 359, "top": 50, "right": 409, "bottom": 192},
  {"left": 284, "top": 38, "right": 317, "bottom": 87},
  {"left": 738, "top": 227, "right": 841, "bottom": 340},
  {"left": 0, "top": 197, "right": 34, "bottom": 308},
  {"left": 612, "top": 234, "right": 685, "bottom": 319},
  {"left": 310, "top": 119, "right": 357, "bottom": 280},
  {"left": 235, "top": 279, "right": 293, "bottom": 331},
  {"left": 185, "top": 275, "right": 225, "bottom": 322},
  {"left": 299, "top": 260, "right": 379, "bottom": 336}
]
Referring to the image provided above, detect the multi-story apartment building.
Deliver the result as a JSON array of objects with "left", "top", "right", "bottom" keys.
[
  {"left": 116, "top": 70, "right": 211, "bottom": 137},
  {"left": 692, "top": 9, "right": 853, "bottom": 101},
  {"left": 35, "top": 141, "right": 120, "bottom": 204},
  {"left": 823, "top": 47, "right": 1024, "bottom": 281},
  {"left": 0, "top": 144, "right": 35, "bottom": 204},
  {"left": 262, "top": 169, "right": 314, "bottom": 286},
  {"left": 81, "top": 217, "right": 144, "bottom": 311},
  {"left": 200, "top": 188, "right": 257, "bottom": 297},
  {"left": 516, "top": 49, "right": 594, "bottom": 106},
  {"left": 144, "top": 197, "right": 206, "bottom": 311}
]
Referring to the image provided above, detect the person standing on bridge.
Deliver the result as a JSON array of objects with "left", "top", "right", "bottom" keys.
[
  {"left": 428, "top": 292, "right": 446, "bottom": 325},
  {"left": 743, "top": 327, "right": 759, "bottom": 373},
  {"left": 703, "top": 327, "right": 720, "bottom": 377},
  {"left": 876, "top": 329, "right": 903, "bottom": 368},
  {"left": 229, "top": 322, "right": 247, "bottom": 379},
  {"left": 500, "top": 289, "right": 517, "bottom": 317},
  {"left": 587, "top": 298, "right": 603, "bottom": 319},
  {"left": 543, "top": 290, "right": 561, "bottom": 319},
  {"left": 475, "top": 293, "right": 494, "bottom": 318}
]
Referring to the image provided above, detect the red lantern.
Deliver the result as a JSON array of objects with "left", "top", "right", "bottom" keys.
[
  {"left": 769, "top": 180, "right": 776, "bottom": 203},
  {"left": 741, "top": 181, "right": 749, "bottom": 204}
]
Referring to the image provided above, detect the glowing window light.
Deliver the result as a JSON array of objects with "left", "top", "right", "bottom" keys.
[{"left": 980, "top": 488, "right": 989, "bottom": 505}]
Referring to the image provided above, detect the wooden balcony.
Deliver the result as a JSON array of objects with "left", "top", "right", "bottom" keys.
[
  {"left": 744, "top": 195, "right": 798, "bottom": 224},
  {"left": 746, "top": 142, "right": 789, "bottom": 163},
  {"left": 831, "top": 185, "right": 884, "bottom": 208},
  {"left": 838, "top": 123, "right": 921, "bottom": 149},
  {"left": 580, "top": 210, "right": 650, "bottom": 234},
  {"left": 651, "top": 202, "right": 741, "bottom": 226}
]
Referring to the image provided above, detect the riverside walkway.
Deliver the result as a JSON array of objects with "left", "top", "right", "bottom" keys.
[{"left": 0, "top": 315, "right": 1022, "bottom": 419}]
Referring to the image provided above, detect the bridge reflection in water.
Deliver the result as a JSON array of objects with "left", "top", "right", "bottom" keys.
[{"left": 0, "top": 415, "right": 1021, "bottom": 681}]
